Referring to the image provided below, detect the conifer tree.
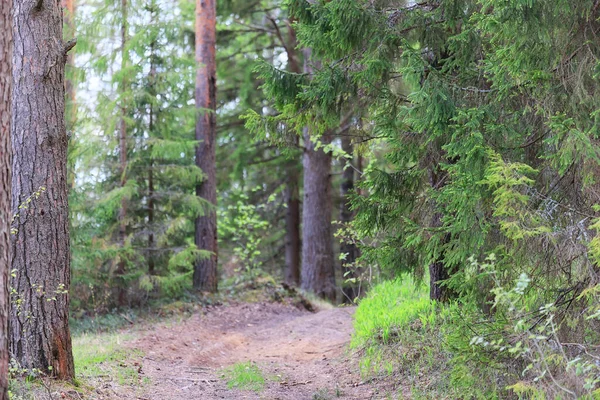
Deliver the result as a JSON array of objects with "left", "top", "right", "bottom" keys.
[
  {"left": 300, "top": 49, "right": 336, "bottom": 301},
  {"left": 283, "top": 25, "right": 302, "bottom": 287},
  {"left": 193, "top": 0, "right": 218, "bottom": 292},
  {"left": 216, "top": 1, "right": 303, "bottom": 280},
  {"left": 10, "top": 0, "right": 75, "bottom": 379},
  {"left": 71, "top": 0, "right": 205, "bottom": 307},
  {"left": 0, "top": 0, "right": 12, "bottom": 394},
  {"left": 116, "top": 0, "right": 129, "bottom": 306}
]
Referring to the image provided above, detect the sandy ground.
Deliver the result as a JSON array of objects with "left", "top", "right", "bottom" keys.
[{"left": 116, "top": 302, "right": 383, "bottom": 399}]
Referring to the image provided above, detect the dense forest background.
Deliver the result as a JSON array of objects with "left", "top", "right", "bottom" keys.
[{"left": 2, "top": 0, "right": 600, "bottom": 398}]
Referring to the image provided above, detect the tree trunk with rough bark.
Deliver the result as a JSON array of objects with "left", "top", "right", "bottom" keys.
[
  {"left": 0, "top": 1, "right": 12, "bottom": 396},
  {"left": 301, "top": 129, "right": 335, "bottom": 301},
  {"left": 300, "top": 49, "right": 336, "bottom": 301},
  {"left": 193, "top": 0, "right": 218, "bottom": 292},
  {"left": 283, "top": 24, "right": 301, "bottom": 286},
  {"left": 340, "top": 135, "right": 359, "bottom": 303},
  {"left": 10, "top": 0, "right": 75, "bottom": 380}
]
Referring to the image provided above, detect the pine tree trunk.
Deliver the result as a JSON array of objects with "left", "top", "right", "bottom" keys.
[
  {"left": 193, "top": 0, "right": 218, "bottom": 292},
  {"left": 0, "top": 1, "right": 12, "bottom": 396},
  {"left": 300, "top": 49, "right": 335, "bottom": 301},
  {"left": 301, "top": 128, "right": 335, "bottom": 301},
  {"left": 10, "top": 0, "right": 75, "bottom": 380},
  {"left": 148, "top": 161, "right": 155, "bottom": 275},
  {"left": 340, "top": 135, "right": 359, "bottom": 303},
  {"left": 283, "top": 25, "right": 301, "bottom": 286},
  {"left": 116, "top": 0, "right": 128, "bottom": 306},
  {"left": 284, "top": 161, "right": 301, "bottom": 286},
  {"left": 148, "top": 30, "right": 156, "bottom": 276}
]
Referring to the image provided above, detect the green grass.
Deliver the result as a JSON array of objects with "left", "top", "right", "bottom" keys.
[
  {"left": 352, "top": 276, "right": 502, "bottom": 399},
  {"left": 73, "top": 332, "right": 145, "bottom": 386},
  {"left": 352, "top": 275, "right": 433, "bottom": 347},
  {"left": 222, "top": 361, "right": 265, "bottom": 392}
]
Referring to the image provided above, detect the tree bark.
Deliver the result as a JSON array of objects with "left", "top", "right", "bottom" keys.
[
  {"left": 301, "top": 129, "right": 335, "bottom": 301},
  {"left": 300, "top": 49, "right": 336, "bottom": 301},
  {"left": 340, "top": 135, "right": 359, "bottom": 303},
  {"left": 0, "top": 1, "right": 12, "bottom": 396},
  {"left": 116, "top": 0, "right": 128, "bottom": 306},
  {"left": 193, "top": 0, "right": 218, "bottom": 292},
  {"left": 10, "top": 0, "right": 75, "bottom": 380}
]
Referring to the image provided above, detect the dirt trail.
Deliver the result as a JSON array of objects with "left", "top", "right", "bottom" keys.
[{"left": 122, "top": 303, "right": 381, "bottom": 399}]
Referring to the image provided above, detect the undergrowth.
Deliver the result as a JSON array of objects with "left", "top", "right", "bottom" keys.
[
  {"left": 353, "top": 259, "right": 600, "bottom": 399},
  {"left": 352, "top": 275, "right": 503, "bottom": 399}
]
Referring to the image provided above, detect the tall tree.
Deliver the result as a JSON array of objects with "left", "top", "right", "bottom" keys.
[
  {"left": 193, "top": 0, "right": 218, "bottom": 292},
  {"left": 72, "top": 0, "right": 204, "bottom": 308},
  {"left": 116, "top": 0, "right": 129, "bottom": 306},
  {"left": 10, "top": 0, "right": 75, "bottom": 379},
  {"left": 0, "top": 0, "right": 12, "bottom": 395},
  {"left": 283, "top": 23, "right": 302, "bottom": 286},
  {"left": 300, "top": 50, "right": 336, "bottom": 301}
]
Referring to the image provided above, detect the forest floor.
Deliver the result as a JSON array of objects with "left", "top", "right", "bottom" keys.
[{"left": 37, "top": 301, "right": 403, "bottom": 400}]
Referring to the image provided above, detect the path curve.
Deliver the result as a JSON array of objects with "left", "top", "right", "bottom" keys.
[{"left": 126, "top": 303, "right": 378, "bottom": 399}]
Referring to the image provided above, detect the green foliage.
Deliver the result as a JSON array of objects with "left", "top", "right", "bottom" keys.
[
  {"left": 218, "top": 190, "right": 272, "bottom": 272},
  {"left": 67, "top": 0, "right": 600, "bottom": 396},
  {"left": 353, "top": 276, "right": 502, "bottom": 399},
  {"left": 451, "top": 256, "right": 600, "bottom": 399},
  {"left": 71, "top": 0, "right": 208, "bottom": 308}
]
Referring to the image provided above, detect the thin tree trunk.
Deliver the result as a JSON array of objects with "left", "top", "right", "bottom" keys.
[
  {"left": 0, "top": 1, "right": 12, "bottom": 396},
  {"left": 284, "top": 166, "right": 300, "bottom": 285},
  {"left": 148, "top": 161, "right": 155, "bottom": 275},
  {"left": 340, "top": 135, "right": 359, "bottom": 303},
  {"left": 283, "top": 23, "right": 301, "bottom": 286},
  {"left": 300, "top": 49, "right": 336, "bottom": 301},
  {"left": 148, "top": 15, "right": 156, "bottom": 276},
  {"left": 428, "top": 166, "right": 452, "bottom": 302},
  {"left": 10, "top": 0, "right": 75, "bottom": 379},
  {"left": 193, "top": 0, "right": 218, "bottom": 292},
  {"left": 116, "top": 0, "right": 128, "bottom": 305}
]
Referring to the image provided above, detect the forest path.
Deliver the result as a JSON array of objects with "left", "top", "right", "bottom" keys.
[{"left": 120, "top": 302, "right": 382, "bottom": 400}]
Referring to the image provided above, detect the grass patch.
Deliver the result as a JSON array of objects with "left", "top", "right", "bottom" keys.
[
  {"left": 222, "top": 361, "right": 265, "bottom": 392},
  {"left": 352, "top": 276, "right": 501, "bottom": 399},
  {"left": 352, "top": 276, "right": 433, "bottom": 347},
  {"left": 8, "top": 332, "right": 146, "bottom": 399},
  {"left": 73, "top": 332, "right": 146, "bottom": 387}
]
